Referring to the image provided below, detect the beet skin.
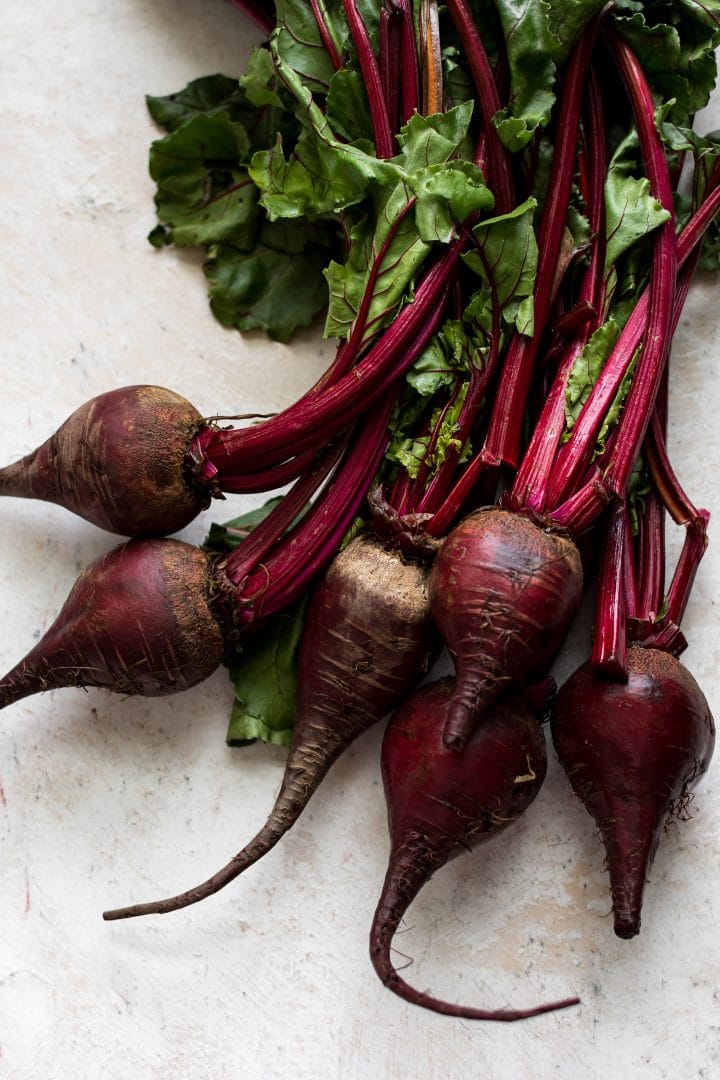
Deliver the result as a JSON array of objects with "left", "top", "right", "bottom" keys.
[
  {"left": 551, "top": 647, "right": 715, "bottom": 938},
  {"left": 370, "top": 677, "right": 580, "bottom": 1021},
  {"left": 0, "top": 385, "right": 209, "bottom": 536},
  {"left": 0, "top": 539, "right": 226, "bottom": 707},
  {"left": 430, "top": 507, "right": 583, "bottom": 748}
]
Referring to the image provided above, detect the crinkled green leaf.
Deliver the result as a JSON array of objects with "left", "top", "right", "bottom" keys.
[
  {"left": 323, "top": 184, "right": 431, "bottom": 342},
  {"left": 146, "top": 74, "right": 246, "bottom": 132},
  {"left": 326, "top": 67, "right": 374, "bottom": 144},
  {"left": 395, "top": 102, "right": 475, "bottom": 172},
  {"left": 226, "top": 598, "right": 308, "bottom": 748},
  {"left": 604, "top": 134, "right": 672, "bottom": 271},
  {"left": 414, "top": 160, "right": 494, "bottom": 244},
  {"left": 492, "top": 0, "right": 557, "bottom": 150},
  {"left": 205, "top": 229, "right": 332, "bottom": 341},
  {"left": 614, "top": 1, "right": 720, "bottom": 125},
  {"left": 388, "top": 383, "right": 471, "bottom": 479},
  {"left": 462, "top": 197, "right": 539, "bottom": 332},
  {"left": 149, "top": 113, "right": 257, "bottom": 248},
  {"left": 564, "top": 319, "right": 621, "bottom": 430},
  {"left": 322, "top": 105, "right": 483, "bottom": 343},
  {"left": 273, "top": 0, "right": 380, "bottom": 97},
  {"left": 239, "top": 46, "right": 286, "bottom": 108},
  {"left": 274, "top": 0, "right": 338, "bottom": 94},
  {"left": 249, "top": 44, "right": 401, "bottom": 219}
]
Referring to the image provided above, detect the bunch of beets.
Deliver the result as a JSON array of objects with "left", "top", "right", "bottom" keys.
[{"left": 1, "top": 0, "right": 719, "bottom": 1021}]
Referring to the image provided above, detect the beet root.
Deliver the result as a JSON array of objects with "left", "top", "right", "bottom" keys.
[
  {"left": 551, "top": 647, "right": 715, "bottom": 939},
  {"left": 0, "top": 539, "right": 226, "bottom": 708},
  {"left": 0, "top": 385, "right": 210, "bottom": 536},
  {"left": 103, "top": 534, "right": 437, "bottom": 920},
  {"left": 370, "top": 676, "right": 580, "bottom": 1021},
  {"left": 429, "top": 507, "right": 583, "bottom": 749}
]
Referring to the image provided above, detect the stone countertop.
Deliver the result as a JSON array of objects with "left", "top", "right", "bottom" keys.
[{"left": 1, "top": 4, "right": 719, "bottom": 1078}]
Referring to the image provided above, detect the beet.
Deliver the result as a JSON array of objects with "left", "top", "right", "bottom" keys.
[
  {"left": 551, "top": 647, "right": 715, "bottom": 939},
  {"left": 0, "top": 539, "right": 225, "bottom": 706},
  {"left": 0, "top": 385, "right": 209, "bottom": 536},
  {"left": 103, "top": 534, "right": 437, "bottom": 920},
  {"left": 369, "top": 677, "right": 579, "bottom": 1020},
  {"left": 429, "top": 507, "right": 583, "bottom": 748}
]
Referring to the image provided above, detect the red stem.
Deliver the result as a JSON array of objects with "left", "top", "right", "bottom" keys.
[
  {"left": 343, "top": 0, "right": 395, "bottom": 159},
  {"left": 599, "top": 33, "right": 677, "bottom": 499},
  {"left": 481, "top": 23, "right": 599, "bottom": 469},
  {"left": 380, "top": 5, "right": 401, "bottom": 135},
  {"left": 545, "top": 184, "right": 720, "bottom": 509},
  {"left": 310, "top": 0, "right": 343, "bottom": 71},
  {"left": 445, "top": 0, "right": 514, "bottom": 213},
  {"left": 198, "top": 243, "right": 460, "bottom": 475},
  {"left": 236, "top": 398, "right": 394, "bottom": 620},
  {"left": 591, "top": 500, "right": 628, "bottom": 679},
  {"left": 665, "top": 511, "right": 710, "bottom": 627},
  {"left": 511, "top": 68, "right": 608, "bottom": 512},
  {"left": 636, "top": 493, "right": 665, "bottom": 622},
  {"left": 395, "top": 0, "right": 420, "bottom": 122},
  {"left": 223, "top": 437, "right": 348, "bottom": 589}
]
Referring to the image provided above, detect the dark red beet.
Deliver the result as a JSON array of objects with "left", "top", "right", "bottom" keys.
[
  {"left": 370, "top": 677, "right": 579, "bottom": 1020},
  {"left": 0, "top": 539, "right": 226, "bottom": 707},
  {"left": 551, "top": 647, "right": 715, "bottom": 939},
  {"left": 429, "top": 507, "right": 583, "bottom": 749},
  {"left": 103, "top": 534, "right": 437, "bottom": 920},
  {"left": 0, "top": 385, "right": 209, "bottom": 536}
]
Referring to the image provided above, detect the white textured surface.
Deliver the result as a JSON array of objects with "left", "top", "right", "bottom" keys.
[{"left": 1, "top": 4, "right": 719, "bottom": 1078}]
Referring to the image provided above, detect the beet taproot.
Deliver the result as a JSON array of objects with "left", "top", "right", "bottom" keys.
[
  {"left": 0, "top": 385, "right": 209, "bottom": 536},
  {"left": 103, "top": 533, "right": 437, "bottom": 920},
  {"left": 369, "top": 676, "right": 579, "bottom": 1020},
  {"left": 551, "top": 647, "right": 715, "bottom": 938},
  {"left": 429, "top": 507, "right": 583, "bottom": 749}
]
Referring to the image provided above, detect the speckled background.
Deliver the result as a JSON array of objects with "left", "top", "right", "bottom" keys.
[{"left": 1, "top": 3, "right": 719, "bottom": 1077}]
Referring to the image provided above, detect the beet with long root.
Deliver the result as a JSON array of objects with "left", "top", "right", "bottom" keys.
[
  {"left": 551, "top": 646, "right": 715, "bottom": 939},
  {"left": 103, "top": 533, "right": 437, "bottom": 919},
  {"left": 369, "top": 676, "right": 580, "bottom": 1021}
]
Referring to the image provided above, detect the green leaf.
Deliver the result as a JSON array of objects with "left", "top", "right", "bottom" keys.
[
  {"left": 614, "top": 2, "right": 720, "bottom": 125},
  {"left": 395, "top": 102, "right": 475, "bottom": 171},
  {"left": 149, "top": 113, "right": 257, "bottom": 248},
  {"left": 274, "top": 0, "right": 338, "bottom": 93},
  {"left": 604, "top": 134, "right": 672, "bottom": 271},
  {"left": 226, "top": 598, "right": 308, "bottom": 748},
  {"left": 146, "top": 74, "right": 246, "bottom": 132},
  {"left": 492, "top": 0, "right": 557, "bottom": 150},
  {"left": 414, "top": 160, "right": 494, "bottom": 244},
  {"left": 205, "top": 233, "right": 332, "bottom": 342},
  {"left": 462, "top": 197, "right": 539, "bottom": 332},
  {"left": 597, "top": 347, "right": 640, "bottom": 454},
  {"left": 322, "top": 105, "right": 485, "bottom": 344},
  {"left": 326, "top": 68, "right": 374, "bottom": 144},
  {"left": 323, "top": 184, "right": 431, "bottom": 342},
  {"left": 250, "top": 131, "right": 379, "bottom": 220},
  {"left": 239, "top": 46, "right": 286, "bottom": 109}
]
